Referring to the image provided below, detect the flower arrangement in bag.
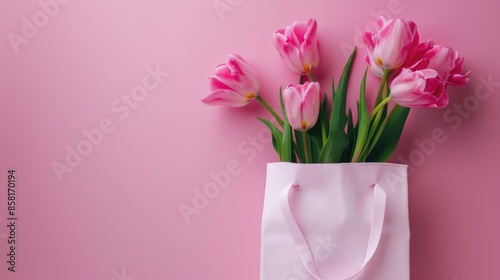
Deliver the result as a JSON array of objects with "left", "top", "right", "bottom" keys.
[{"left": 202, "top": 17, "right": 469, "bottom": 163}]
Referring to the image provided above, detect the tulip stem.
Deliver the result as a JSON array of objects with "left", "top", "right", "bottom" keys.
[
  {"left": 369, "top": 69, "right": 390, "bottom": 144},
  {"left": 256, "top": 96, "right": 284, "bottom": 128},
  {"left": 362, "top": 76, "right": 392, "bottom": 161},
  {"left": 365, "top": 104, "right": 400, "bottom": 157},
  {"left": 361, "top": 103, "right": 383, "bottom": 161},
  {"left": 302, "top": 131, "right": 310, "bottom": 163},
  {"left": 370, "top": 96, "right": 392, "bottom": 120},
  {"left": 307, "top": 73, "right": 315, "bottom": 82},
  {"left": 321, "top": 122, "right": 327, "bottom": 145},
  {"left": 375, "top": 69, "right": 391, "bottom": 105}
]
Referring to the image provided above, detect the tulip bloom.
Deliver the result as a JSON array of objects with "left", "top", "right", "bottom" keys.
[
  {"left": 274, "top": 19, "right": 320, "bottom": 75},
  {"left": 202, "top": 54, "right": 260, "bottom": 107},
  {"left": 282, "top": 82, "right": 321, "bottom": 131},
  {"left": 363, "top": 17, "right": 419, "bottom": 77},
  {"left": 390, "top": 68, "right": 448, "bottom": 108},
  {"left": 407, "top": 40, "right": 470, "bottom": 86}
]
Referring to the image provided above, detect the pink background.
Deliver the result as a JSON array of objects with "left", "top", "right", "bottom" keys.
[{"left": 0, "top": 0, "right": 499, "bottom": 279}]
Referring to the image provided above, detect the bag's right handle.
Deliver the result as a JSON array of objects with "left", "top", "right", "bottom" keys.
[{"left": 280, "top": 182, "right": 387, "bottom": 280}]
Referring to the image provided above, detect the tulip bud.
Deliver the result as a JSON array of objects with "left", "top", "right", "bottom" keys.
[
  {"left": 390, "top": 68, "right": 448, "bottom": 108},
  {"left": 363, "top": 17, "right": 419, "bottom": 77},
  {"left": 274, "top": 19, "right": 320, "bottom": 75},
  {"left": 202, "top": 54, "right": 260, "bottom": 107},
  {"left": 282, "top": 82, "right": 321, "bottom": 131}
]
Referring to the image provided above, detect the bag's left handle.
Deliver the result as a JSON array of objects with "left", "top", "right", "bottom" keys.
[{"left": 280, "top": 182, "right": 387, "bottom": 280}]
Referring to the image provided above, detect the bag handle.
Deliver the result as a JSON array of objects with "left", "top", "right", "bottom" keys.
[{"left": 280, "top": 183, "right": 387, "bottom": 280}]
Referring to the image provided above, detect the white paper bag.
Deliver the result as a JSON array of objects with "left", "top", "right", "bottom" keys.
[{"left": 260, "top": 163, "right": 410, "bottom": 280}]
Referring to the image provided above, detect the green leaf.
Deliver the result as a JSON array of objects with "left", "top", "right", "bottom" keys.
[
  {"left": 309, "top": 134, "right": 321, "bottom": 163},
  {"left": 257, "top": 117, "right": 283, "bottom": 159},
  {"left": 280, "top": 88, "right": 293, "bottom": 162},
  {"left": 290, "top": 143, "right": 298, "bottom": 163},
  {"left": 351, "top": 69, "right": 369, "bottom": 162},
  {"left": 320, "top": 93, "right": 329, "bottom": 144},
  {"left": 319, "top": 48, "right": 356, "bottom": 163},
  {"left": 341, "top": 109, "right": 355, "bottom": 162},
  {"left": 293, "top": 130, "right": 307, "bottom": 163},
  {"left": 306, "top": 121, "right": 322, "bottom": 152},
  {"left": 368, "top": 103, "right": 387, "bottom": 135},
  {"left": 331, "top": 77, "right": 336, "bottom": 100},
  {"left": 361, "top": 101, "right": 388, "bottom": 162},
  {"left": 295, "top": 130, "right": 321, "bottom": 163},
  {"left": 366, "top": 106, "right": 410, "bottom": 162},
  {"left": 307, "top": 93, "right": 328, "bottom": 150},
  {"left": 351, "top": 113, "right": 359, "bottom": 160}
]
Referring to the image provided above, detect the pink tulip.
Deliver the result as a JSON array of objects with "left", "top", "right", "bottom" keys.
[
  {"left": 406, "top": 40, "right": 470, "bottom": 86},
  {"left": 202, "top": 54, "right": 260, "bottom": 107},
  {"left": 274, "top": 19, "right": 320, "bottom": 75},
  {"left": 363, "top": 17, "right": 419, "bottom": 77},
  {"left": 390, "top": 68, "right": 448, "bottom": 108},
  {"left": 282, "top": 82, "right": 321, "bottom": 131}
]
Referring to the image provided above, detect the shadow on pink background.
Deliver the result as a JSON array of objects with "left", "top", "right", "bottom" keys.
[{"left": 0, "top": 0, "right": 498, "bottom": 279}]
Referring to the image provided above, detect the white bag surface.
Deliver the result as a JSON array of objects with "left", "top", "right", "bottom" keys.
[{"left": 260, "top": 163, "right": 410, "bottom": 280}]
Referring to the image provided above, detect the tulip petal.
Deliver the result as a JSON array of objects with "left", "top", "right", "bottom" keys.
[
  {"left": 407, "top": 20, "right": 419, "bottom": 50},
  {"left": 365, "top": 53, "right": 385, "bottom": 77},
  {"left": 434, "top": 88, "right": 449, "bottom": 108},
  {"left": 201, "top": 89, "right": 253, "bottom": 107},
  {"left": 448, "top": 57, "right": 470, "bottom": 86},
  {"left": 304, "top": 19, "right": 318, "bottom": 39},
  {"left": 401, "top": 93, "right": 446, "bottom": 108},
  {"left": 226, "top": 54, "right": 260, "bottom": 93},
  {"left": 291, "top": 21, "right": 308, "bottom": 44},
  {"left": 283, "top": 85, "right": 303, "bottom": 130},
  {"left": 274, "top": 33, "right": 305, "bottom": 75},
  {"left": 363, "top": 32, "right": 375, "bottom": 52},
  {"left": 449, "top": 71, "right": 470, "bottom": 86},
  {"left": 425, "top": 45, "right": 456, "bottom": 80},
  {"left": 300, "top": 20, "right": 320, "bottom": 73},
  {"left": 213, "top": 64, "right": 233, "bottom": 81},
  {"left": 301, "top": 82, "right": 321, "bottom": 129},
  {"left": 300, "top": 45, "right": 319, "bottom": 73},
  {"left": 209, "top": 75, "right": 238, "bottom": 92},
  {"left": 406, "top": 40, "right": 433, "bottom": 69}
]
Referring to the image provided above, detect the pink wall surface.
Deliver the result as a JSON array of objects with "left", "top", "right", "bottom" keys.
[{"left": 0, "top": 0, "right": 498, "bottom": 279}]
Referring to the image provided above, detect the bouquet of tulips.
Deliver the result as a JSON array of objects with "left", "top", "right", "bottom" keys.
[{"left": 202, "top": 17, "right": 469, "bottom": 163}]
